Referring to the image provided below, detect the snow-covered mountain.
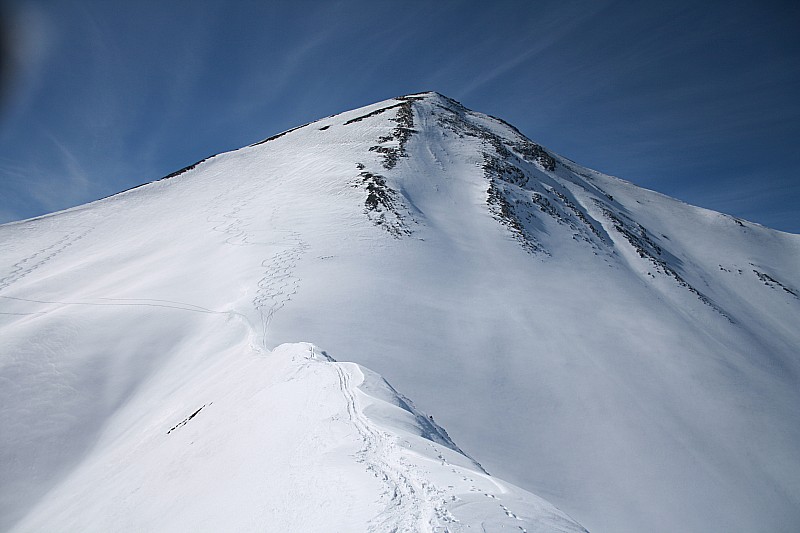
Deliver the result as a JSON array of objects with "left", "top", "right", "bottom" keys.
[{"left": 1, "top": 92, "right": 798, "bottom": 533}]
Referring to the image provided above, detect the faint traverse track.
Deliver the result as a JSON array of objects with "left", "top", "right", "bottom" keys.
[
  {"left": 0, "top": 294, "right": 231, "bottom": 315},
  {"left": 94, "top": 297, "right": 217, "bottom": 312}
]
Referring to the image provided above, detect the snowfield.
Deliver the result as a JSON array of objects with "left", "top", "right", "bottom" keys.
[{"left": 1, "top": 92, "right": 798, "bottom": 532}]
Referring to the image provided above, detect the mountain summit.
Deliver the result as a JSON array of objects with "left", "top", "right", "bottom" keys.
[{"left": 1, "top": 92, "right": 798, "bottom": 532}]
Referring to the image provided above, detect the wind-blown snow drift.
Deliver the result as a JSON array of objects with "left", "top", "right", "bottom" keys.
[{"left": 1, "top": 92, "right": 798, "bottom": 532}]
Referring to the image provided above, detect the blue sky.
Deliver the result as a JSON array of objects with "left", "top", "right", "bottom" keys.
[{"left": 1, "top": 0, "right": 798, "bottom": 232}]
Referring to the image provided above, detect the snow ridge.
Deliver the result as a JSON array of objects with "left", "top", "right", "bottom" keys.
[
  {"left": 313, "top": 344, "right": 588, "bottom": 533},
  {"left": 335, "top": 361, "right": 432, "bottom": 531}
]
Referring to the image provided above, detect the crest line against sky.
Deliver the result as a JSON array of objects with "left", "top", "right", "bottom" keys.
[{"left": 1, "top": 0, "right": 798, "bottom": 233}]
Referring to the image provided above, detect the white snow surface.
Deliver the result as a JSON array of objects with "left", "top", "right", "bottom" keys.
[
  {"left": 1, "top": 92, "right": 799, "bottom": 532},
  {"left": 7, "top": 341, "right": 582, "bottom": 532}
]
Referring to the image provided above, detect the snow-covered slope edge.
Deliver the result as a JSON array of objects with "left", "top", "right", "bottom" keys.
[{"left": 9, "top": 341, "right": 586, "bottom": 533}]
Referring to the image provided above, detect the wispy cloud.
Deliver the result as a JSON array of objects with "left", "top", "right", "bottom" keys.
[
  {"left": 456, "top": 2, "right": 611, "bottom": 99},
  {"left": 45, "top": 132, "right": 90, "bottom": 191},
  {"left": 1, "top": 132, "right": 93, "bottom": 217}
]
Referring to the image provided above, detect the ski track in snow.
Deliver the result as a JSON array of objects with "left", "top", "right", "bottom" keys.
[
  {"left": 0, "top": 225, "right": 94, "bottom": 293},
  {"left": 203, "top": 179, "right": 310, "bottom": 347},
  {"left": 334, "top": 362, "right": 433, "bottom": 532},
  {"left": 205, "top": 179, "right": 253, "bottom": 246},
  {"left": 207, "top": 187, "right": 253, "bottom": 247},
  {"left": 253, "top": 232, "right": 308, "bottom": 347},
  {"left": 330, "top": 355, "right": 533, "bottom": 533}
]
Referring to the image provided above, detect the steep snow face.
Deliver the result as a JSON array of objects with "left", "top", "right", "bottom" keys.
[{"left": 1, "top": 92, "right": 799, "bottom": 532}]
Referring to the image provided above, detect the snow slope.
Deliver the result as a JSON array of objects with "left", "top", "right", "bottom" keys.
[
  {"left": 1, "top": 92, "right": 798, "bottom": 532},
  {"left": 8, "top": 341, "right": 584, "bottom": 532}
]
